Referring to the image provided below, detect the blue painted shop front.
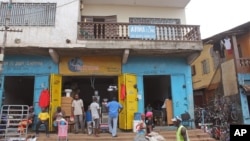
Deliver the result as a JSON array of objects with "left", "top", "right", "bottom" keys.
[
  {"left": 238, "top": 74, "right": 250, "bottom": 124},
  {"left": 122, "top": 56, "right": 194, "bottom": 120},
  {"left": 0, "top": 55, "right": 58, "bottom": 115}
]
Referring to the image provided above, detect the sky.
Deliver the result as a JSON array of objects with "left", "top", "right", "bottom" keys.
[{"left": 185, "top": 0, "right": 250, "bottom": 39}]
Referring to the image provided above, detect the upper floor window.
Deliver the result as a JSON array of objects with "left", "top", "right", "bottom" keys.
[
  {"left": 129, "top": 17, "right": 180, "bottom": 24},
  {"left": 191, "top": 65, "right": 196, "bottom": 76},
  {"left": 201, "top": 59, "right": 210, "bottom": 74},
  {"left": 0, "top": 3, "right": 56, "bottom": 26}
]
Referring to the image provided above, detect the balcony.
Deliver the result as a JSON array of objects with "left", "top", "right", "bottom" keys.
[
  {"left": 78, "top": 22, "right": 200, "bottom": 41},
  {"left": 77, "top": 22, "right": 202, "bottom": 57},
  {"left": 236, "top": 58, "right": 250, "bottom": 73}
]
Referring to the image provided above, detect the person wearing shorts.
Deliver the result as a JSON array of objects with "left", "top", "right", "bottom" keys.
[{"left": 90, "top": 97, "right": 100, "bottom": 137}]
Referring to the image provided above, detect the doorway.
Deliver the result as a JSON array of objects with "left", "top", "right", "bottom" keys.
[
  {"left": 143, "top": 75, "right": 171, "bottom": 126},
  {"left": 62, "top": 76, "right": 118, "bottom": 111},
  {"left": 3, "top": 76, "right": 34, "bottom": 106}
]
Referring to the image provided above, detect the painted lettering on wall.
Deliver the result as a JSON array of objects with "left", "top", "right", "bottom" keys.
[
  {"left": 4, "top": 61, "right": 44, "bottom": 71},
  {"left": 4, "top": 61, "right": 43, "bottom": 66}
]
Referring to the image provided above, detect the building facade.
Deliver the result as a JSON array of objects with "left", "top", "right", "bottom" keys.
[
  {"left": 193, "top": 22, "right": 250, "bottom": 125},
  {"left": 0, "top": 0, "right": 202, "bottom": 130}
]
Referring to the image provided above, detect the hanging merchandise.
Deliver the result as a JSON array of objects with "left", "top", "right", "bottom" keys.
[
  {"left": 120, "top": 84, "right": 126, "bottom": 101},
  {"left": 39, "top": 89, "right": 50, "bottom": 108}
]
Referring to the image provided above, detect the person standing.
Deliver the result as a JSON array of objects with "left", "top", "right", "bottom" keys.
[
  {"left": 71, "top": 94, "right": 85, "bottom": 134},
  {"left": 90, "top": 97, "right": 101, "bottom": 137},
  {"left": 171, "top": 116, "right": 190, "bottom": 141},
  {"left": 106, "top": 97, "right": 123, "bottom": 137}
]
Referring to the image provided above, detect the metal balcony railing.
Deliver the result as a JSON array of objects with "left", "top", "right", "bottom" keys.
[{"left": 78, "top": 22, "right": 201, "bottom": 42}]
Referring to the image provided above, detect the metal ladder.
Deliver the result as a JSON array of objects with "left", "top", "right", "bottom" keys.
[{"left": 0, "top": 105, "right": 29, "bottom": 141}]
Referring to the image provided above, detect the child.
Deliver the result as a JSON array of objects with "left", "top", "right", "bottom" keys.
[
  {"left": 53, "top": 107, "right": 65, "bottom": 132},
  {"left": 18, "top": 106, "right": 35, "bottom": 134},
  {"left": 145, "top": 111, "right": 153, "bottom": 135},
  {"left": 86, "top": 106, "right": 93, "bottom": 135},
  {"left": 136, "top": 114, "right": 146, "bottom": 134},
  {"left": 35, "top": 108, "right": 50, "bottom": 137},
  {"left": 134, "top": 114, "right": 147, "bottom": 141}
]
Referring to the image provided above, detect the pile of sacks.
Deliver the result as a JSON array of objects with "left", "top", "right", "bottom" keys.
[{"left": 134, "top": 131, "right": 166, "bottom": 141}]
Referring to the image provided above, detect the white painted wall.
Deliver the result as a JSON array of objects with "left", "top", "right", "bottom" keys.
[
  {"left": 81, "top": 5, "right": 187, "bottom": 23},
  {"left": 0, "top": 0, "right": 80, "bottom": 47},
  {"left": 0, "top": 1, "right": 187, "bottom": 47}
]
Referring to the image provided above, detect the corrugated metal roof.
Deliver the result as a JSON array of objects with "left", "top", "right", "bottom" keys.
[{"left": 203, "top": 21, "right": 250, "bottom": 44}]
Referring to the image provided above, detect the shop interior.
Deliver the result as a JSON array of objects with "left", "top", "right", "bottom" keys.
[
  {"left": 143, "top": 75, "right": 171, "bottom": 126},
  {"left": 3, "top": 76, "right": 34, "bottom": 106},
  {"left": 62, "top": 76, "right": 118, "bottom": 111}
]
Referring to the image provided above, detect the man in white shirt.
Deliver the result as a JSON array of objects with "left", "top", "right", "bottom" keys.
[
  {"left": 71, "top": 94, "right": 85, "bottom": 134},
  {"left": 90, "top": 97, "right": 101, "bottom": 137}
]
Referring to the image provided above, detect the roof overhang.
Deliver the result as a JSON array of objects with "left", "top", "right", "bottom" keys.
[
  {"left": 83, "top": 0, "right": 190, "bottom": 8},
  {"left": 203, "top": 21, "right": 250, "bottom": 44}
]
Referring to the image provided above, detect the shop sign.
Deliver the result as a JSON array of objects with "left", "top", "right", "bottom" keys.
[
  {"left": 59, "top": 56, "right": 121, "bottom": 75},
  {"left": 129, "top": 25, "right": 156, "bottom": 39}
]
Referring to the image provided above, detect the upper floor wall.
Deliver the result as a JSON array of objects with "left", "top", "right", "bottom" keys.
[
  {"left": 202, "top": 22, "right": 250, "bottom": 74},
  {"left": 191, "top": 45, "right": 218, "bottom": 90},
  {"left": 81, "top": 5, "right": 187, "bottom": 24},
  {"left": 0, "top": 0, "right": 80, "bottom": 46}
]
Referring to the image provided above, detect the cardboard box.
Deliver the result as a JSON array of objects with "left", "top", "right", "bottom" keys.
[
  {"left": 61, "top": 97, "right": 73, "bottom": 104},
  {"left": 61, "top": 106, "right": 72, "bottom": 116}
]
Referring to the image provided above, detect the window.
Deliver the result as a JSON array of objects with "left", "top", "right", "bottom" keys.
[
  {"left": 191, "top": 65, "right": 196, "bottom": 76},
  {"left": 0, "top": 3, "right": 56, "bottom": 26},
  {"left": 201, "top": 59, "right": 210, "bottom": 74},
  {"left": 238, "top": 44, "right": 243, "bottom": 58},
  {"left": 129, "top": 17, "right": 180, "bottom": 24}
]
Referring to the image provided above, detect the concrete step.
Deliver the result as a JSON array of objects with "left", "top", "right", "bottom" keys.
[{"left": 29, "top": 128, "right": 216, "bottom": 141}]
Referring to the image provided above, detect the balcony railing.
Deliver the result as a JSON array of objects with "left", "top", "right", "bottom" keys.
[
  {"left": 77, "top": 22, "right": 201, "bottom": 42},
  {"left": 236, "top": 58, "right": 250, "bottom": 73}
]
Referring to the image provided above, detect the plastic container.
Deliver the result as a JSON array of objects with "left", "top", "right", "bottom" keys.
[
  {"left": 133, "top": 120, "right": 141, "bottom": 133},
  {"left": 134, "top": 112, "right": 141, "bottom": 120}
]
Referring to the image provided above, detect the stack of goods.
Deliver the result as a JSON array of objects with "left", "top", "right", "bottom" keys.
[{"left": 61, "top": 96, "right": 73, "bottom": 116}]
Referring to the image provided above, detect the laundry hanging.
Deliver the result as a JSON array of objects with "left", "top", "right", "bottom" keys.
[
  {"left": 38, "top": 89, "right": 50, "bottom": 108},
  {"left": 120, "top": 84, "right": 126, "bottom": 101}
]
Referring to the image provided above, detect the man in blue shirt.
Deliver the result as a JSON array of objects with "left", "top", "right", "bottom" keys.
[{"left": 106, "top": 97, "right": 123, "bottom": 137}]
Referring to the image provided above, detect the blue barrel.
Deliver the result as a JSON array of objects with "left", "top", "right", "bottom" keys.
[{"left": 134, "top": 112, "right": 141, "bottom": 120}]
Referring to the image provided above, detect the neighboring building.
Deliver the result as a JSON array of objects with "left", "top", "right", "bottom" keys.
[
  {"left": 191, "top": 44, "right": 220, "bottom": 107},
  {"left": 193, "top": 21, "right": 250, "bottom": 125},
  {"left": 0, "top": 0, "right": 202, "bottom": 130}
]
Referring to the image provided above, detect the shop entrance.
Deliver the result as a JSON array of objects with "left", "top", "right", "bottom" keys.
[
  {"left": 62, "top": 76, "right": 118, "bottom": 110},
  {"left": 3, "top": 76, "right": 34, "bottom": 106},
  {"left": 143, "top": 75, "right": 171, "bottom": 126}
]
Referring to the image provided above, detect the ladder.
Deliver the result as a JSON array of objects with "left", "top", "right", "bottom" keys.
[{"left": 0, "top": 105, "right": 29, "bottom": 141}]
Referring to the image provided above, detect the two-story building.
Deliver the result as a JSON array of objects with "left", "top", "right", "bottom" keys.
[
  {"left": 193, "top": 21, "right": 250, "bottom": 125},
  {"left": 0, "top": 0, "right": 202, "bottom": 130}
]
